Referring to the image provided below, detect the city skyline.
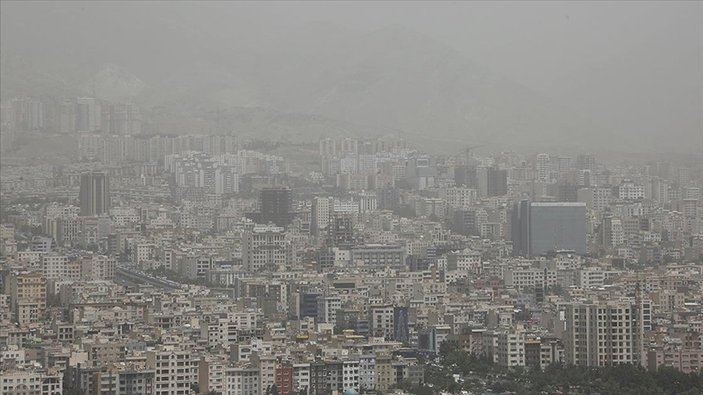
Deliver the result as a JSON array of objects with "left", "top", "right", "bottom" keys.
[{"left": 1, "top": 2, "right": 702, "bottom": 395}]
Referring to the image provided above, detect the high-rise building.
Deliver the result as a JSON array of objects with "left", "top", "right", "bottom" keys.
[
  {"left": 249, "top": 187, "right": 294, "bottom": 227},
  {"left": 242, "top": 224, "right": 288, "bottom": 272},
  {"left": 681, "top": 198, "right": 699, "bottom": 234},
  {"left": 8, "top": 271, "right": 47, "bottom": 326},
  {"left": 454, "top": 165, "right": 477, "bottom": 188},
  {"left": 339, "top": 137, "right": 359, "bottom": 156},
  {"left": 478, "top": 166, "right": 508, "bottom": 197},
  {"left": 406, "top": 155, "right": 436, "bottom": 190},
  {"left": 299, "top": 290, "right": 322, "bottom": 319},
  {"left": 146, "top": 345, "right": 198, "bottom": 395},
  {"left": 512, "top": 201, "right": 587, "bottom": 256},
  {"left": 75, "top": 97, "right": 102, "bottom": 132},
  {"left": 9, "top": 97, "right": 45, "bottom": 131},
  {"left": 0, "top": 122, "right": 15, "bottom": 154},
  {"left": 453, "top": 209, "right": 478, "bottom": 236},
  {"left": 356, "top": 191, "right": 377, "bottom": 213},
  {"left": 80, "top": 172, "right": 111, "bottom": 216},
  {"left": 377, "top": 187, "right": 400, "bottom": 210},
  {"left": 329, "top": 213, "right": 355, "bottom": 248},
  {"left": 618, "top": 180, "right": 645, "bottom": 200},
  {"left": 319, "top": 137, "right": 337, "bottom": 158},
  {"left": 317, "top": 296, "right": 342, "bottom": 324},
  {"left": 576, "top": 154, "right": 596, "bottom": 171},
  {"left": 577, "top": 187, "right": 612, "bottom": 212},
  {"left": 311, "top": 196, "right": 332, "bottom": 237},
  {"left": 564, "top": 301, "right": 650, "bottom": 367},
  {"left": 553, "top": 183, "right": 578, "bottom": 202},
  {"left": 496, "top": 330, "right": 526, "bottom": 367},
  {"left": 101, "top": 102, "right": 142, "bottom": 135},
  {"left": 535, "top": 153, "right": 550, "bottom": 183},
  {"left": 369, "top": 304, "right": 395, "bottom": 340},
  {"left": 58, "top": 99, "right": 77, "bottom": 133},
  {"left": 393, "top": 306, "right": 410, "bottom": 343}
]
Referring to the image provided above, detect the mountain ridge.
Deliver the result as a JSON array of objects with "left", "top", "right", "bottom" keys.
[{"left": 1, "top": 6, "right": 604, "bottom": 151}]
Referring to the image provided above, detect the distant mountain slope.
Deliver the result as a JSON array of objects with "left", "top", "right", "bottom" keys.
[
  {"left": 263, "top": 25, "right": 597, "bottom": 150},
  {"left": 1, "top": 4, "right": 600, "bottom": 150}
]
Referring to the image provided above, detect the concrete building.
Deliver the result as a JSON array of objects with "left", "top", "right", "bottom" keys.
[
  {"left": 564, "top": 301, "right": 648, "bottom": 367},
  {"left": 8, "top": 271, "right": 47, "bottom": 327},
  {"left": 369, "top": 304, "right": 395, "bottom": 340},
  {"left": 512, "top": 201, "right": 587, "bottom": 256},
  {"left": 535, "top": 153, "right": 550, "bottom": 183},
  {"left": 250, "top": 187, "right": 294, "bottom": 228},
  {"left": 224, "top": 366, "right": 260, "bottom": 395},
  {"left": 350, "top": 244, "right": 405, "bottom": 269},
  {"left": 242, "top": 224, "right": 288, "bottom": 272},
  {"left": 478, "top": 166, "right": 508, "bottom": 197},
  {"left": 0, "top": 368, "right": 62, "bottom": 395},
  {"left": 647, "top": 349, "right": 703, "bottom": 374},
  {"left": 310, "top": 196, "right": 333, "bottom": 237},
  {"left": 146, "top": 346, "right": 199, "bottom": 395},
  {"left": 497, "top": 330, "right": 525, "bottom": 367},
  {"left": 317, "top": 296, "right": 342, "bottom": 325},
  {"left": 79, "top": 172, "right": 111, "bottom": 217}
]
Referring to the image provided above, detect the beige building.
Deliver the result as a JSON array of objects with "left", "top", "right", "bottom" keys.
[
  {"left": 80, "top": 254, "right": 116, "bottom": 281},
  {"left": 146, "top": 345, "right": 199, "bottom": 395},
  {"left": 647, "top": 349, "right": 703, "bottom": 373},
  {"left": 374, "top": 353, "right": 394, "bottom": 392},
  {"left": 83, "top": 338, "right": 127, "bottom": 367},
  {"left": 8, "top": 271, "right": 46, "bottom": 327},
  {"left": 242, "top": 224, "right": 288, "bottom": 272},
  {"left": 0, "top": 368, "right": 63, "bottom": 395},
  {"left": 42, "top": 253, "right": 80, "bottom": 281}
]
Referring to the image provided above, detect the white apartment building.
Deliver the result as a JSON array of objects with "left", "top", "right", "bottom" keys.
[
  {"left": 199, "top": 356, "right": 227, "bottom": 395},
  {"left": 311, "top": 196, "right": 332, "bottom": 235},
  {"left": 578, "top": 187, "right": 611, "bottom": 212},
  {"left": 80, "top": 254, "right": 116, "bottom": 281},
  {"left": 369, "top": 304, "right": 395, "bottom": 340},
  {"left": 441, "top": 187, "right": 477, "bottom": 209},
  {"left": 251, "top": 353, "right": 276, "bottom": 395},
  {"left": 503, "top": 267, "right": 557, "bottom": 291},
  {"left": 576, "top": 268, "right": 620, "bottom": 289},
  {"left": 359, "top": 355, "right": 376, "bottom": 391},
  {"left": 618, "top": 181, "right": 645, "bottom": 200},
  {"left": 242, "top": 224, "right": 288, "bottom": 272},
  {"left": 131, "top": 242, "right": 155, "bottom": 267},
  {"left": 42, "top": 253, "right": 79, "bottom": 280},
  {"left": 317, "top": 296, "right": 342, "bottom": 324},
  {"left": 497, "top": 330, "right": 526, "bottom": 367},
  {"left": 342, "top": 359, "right": 360, "bottom": 391},
  {"left": 292, "top": 363, "right": 310, "bottom": 394},
  {"left": 202, "top": 319, "right": 239, "bottom": 349},
  {"left": 564, "top": 302, "right": 644, "bottom": 367},
  {"left": 356, "top": 192, "right": 378, "bottom": 213},
  {"left": 446, "top": 248, "right": 481, "bottom": 273},
  {"left": 146, "top": 346, "right": 199, "bottom": 395},
  {"left": 535, "top": 153, "right": 550, "bottom": 183}
]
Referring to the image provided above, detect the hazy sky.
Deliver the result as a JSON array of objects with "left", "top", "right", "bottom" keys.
[
  {"left": 2, "top": 1, "right": 702, "bottom": 150},
  {"left": 216, "top": 1, "right": 703, "bottom": 136}
]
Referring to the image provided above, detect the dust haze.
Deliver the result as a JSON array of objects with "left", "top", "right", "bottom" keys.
[{"left": 1, "top": 1, "right": 702, "bottom": 152}]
